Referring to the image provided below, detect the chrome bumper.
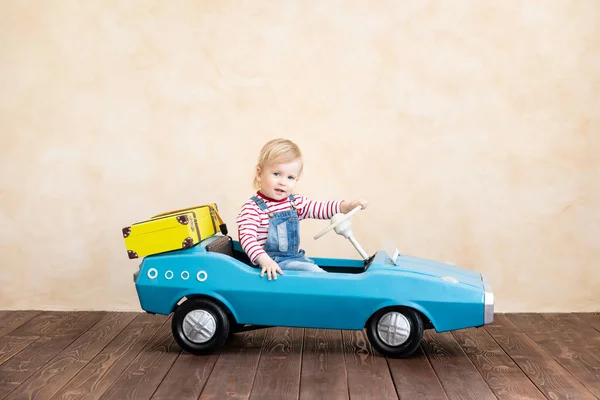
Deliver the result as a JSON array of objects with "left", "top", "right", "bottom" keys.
[{"left": 482, "top": 274, "right": 494, "bottom": 325}]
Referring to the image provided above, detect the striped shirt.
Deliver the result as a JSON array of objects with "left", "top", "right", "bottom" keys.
[{"left": 236, "top": 192, "right": 342, "bottom": 264}]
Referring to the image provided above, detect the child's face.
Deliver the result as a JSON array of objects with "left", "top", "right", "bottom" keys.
[{"left": 257, "top": 159, "right": 302, "bottom": 201}]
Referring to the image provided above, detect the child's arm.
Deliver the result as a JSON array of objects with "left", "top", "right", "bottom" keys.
[
  {"left": 236, "top": 202, "right": 283, "bottom": 280},
  {"left": 237, "top": 204, "right": 266, "bottom": 263},
  {"left": 296, "top": 196, "right": 342, "bottom": 220},
  {"left": 296, "top": 196, "right": 368, "bottom": 220}
]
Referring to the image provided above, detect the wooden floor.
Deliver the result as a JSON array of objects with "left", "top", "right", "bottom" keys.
[{"left": 0, "top": 312, "right": 598, "bottom": 400}]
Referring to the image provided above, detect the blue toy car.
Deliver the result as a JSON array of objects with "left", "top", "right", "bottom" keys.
[{"left": 133, "top": 207, "right": 494, "bottom": 358}]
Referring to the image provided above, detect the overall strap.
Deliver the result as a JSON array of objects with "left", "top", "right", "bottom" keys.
[
  {"left": 288, "top": 194, "right": 296, "bottom": 209},
  {"left": 251, "top": 195, "right": 274, "bottom": 218}
]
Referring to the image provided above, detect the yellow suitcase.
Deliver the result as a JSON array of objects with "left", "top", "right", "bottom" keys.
[
  {"left": 152, "top": 203, "right": 228, "bottom": 238},
  {"left": 122, "top": 204, "right": 228, "bottom": 259}
]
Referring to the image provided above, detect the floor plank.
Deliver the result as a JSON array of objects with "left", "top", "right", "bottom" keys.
[
  {"left": 0, "top": 336, "right": 40, "bottom": 366},
  {"left": 0, "top": 311, "right": 41, "bottom": 338},
  {"left": 342, "top": 330, "right": 397, "bottom": 400},
  {"left": 88, "top": 316, "right": 178, "bottom": 400},
  {"left": 249, "top": 327, "right": 303, "bottom": 400},
  {"left": 0, "top": 312, "right": 72, "bottom": 368},
  {"left": 199, "top": 329, "right": 266, "bottom": 400},
  {"left": 387, "top": 346, "right": 449, "bottom": 400},
  {"left": 575, "top": 313, "right": 600, "bottom": 333},
  {"left": 300, "top": 329, "right": 348, "bottom": 400},
  {"left": 451, "top": 326, "right": 545, "bottom": 400},
  {"left": 422, "top": 330, "right": 496, "bottom": 400},
  {"left": 2, "top": 312, "right": 69, "bottom": 339},
  {"left": 50, "top": 313, "right": 168, "bottom": 400},
  {"left": 544, "top": 314, "right": 600, "bottom": 352},
  {"left": 6, "top": 312, "right": 137, "bottom": 400},
  {"left": 151, "top": 350, "right": 219, "bottom": 400},
  {"left": 485, "top": 314, "right": 597, "bottom": 400},
  {"left": 508, "top": 313, "right": 600, "bottom": 398},
  {"left": 0, "top": 310, "right": 597, "bottom": 400},
  {"left": 0, "top": 311, "right": 105, "bottom": 399}
]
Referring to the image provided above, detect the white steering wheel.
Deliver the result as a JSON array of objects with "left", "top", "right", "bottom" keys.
[{"left": 313, "top": 205, "right": 363, "bottom": 240}]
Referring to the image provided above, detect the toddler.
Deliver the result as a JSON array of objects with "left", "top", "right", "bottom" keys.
[{"left": 236, "top": 138, "right": 368, "bottom": 280}]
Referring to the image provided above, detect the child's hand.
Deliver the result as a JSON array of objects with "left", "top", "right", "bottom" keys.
[
  {"left": 341, "top": 199, "right": 368, "bottom": 214},
  {"left": 256, "top": 254, "right": 283, "bottom": 280}
]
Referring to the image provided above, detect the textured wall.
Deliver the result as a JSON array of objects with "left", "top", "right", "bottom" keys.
[{"left": 1, "top": 1, "right": 598, "bottom": 312}]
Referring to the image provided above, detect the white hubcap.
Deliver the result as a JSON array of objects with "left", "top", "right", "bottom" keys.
[
  {"left": 183, "top": 310, "right": 216, "bottom": 343},
  {"left": 377, "top": 312, "right": 411, "bottom": 346}
]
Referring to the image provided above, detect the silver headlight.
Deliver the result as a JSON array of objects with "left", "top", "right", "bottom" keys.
[{"left": 482, "top": 274, "right": 494, "bottom": 325}]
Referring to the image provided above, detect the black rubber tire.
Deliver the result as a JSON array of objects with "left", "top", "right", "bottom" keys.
[
  {"left": 171, "top": 298, "right": 230, "bottom": 355},
  {"left": 366, "top": 307, "right": 424, "bottom": 358}
]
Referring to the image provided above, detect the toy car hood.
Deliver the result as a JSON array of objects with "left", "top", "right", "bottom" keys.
[{"left": 391, "top": 254, "right": 482, "bottom": 288}]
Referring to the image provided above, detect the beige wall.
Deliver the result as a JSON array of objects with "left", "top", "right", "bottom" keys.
[{"left": 1, "top": 1, "right": 598, "bottom": 313}]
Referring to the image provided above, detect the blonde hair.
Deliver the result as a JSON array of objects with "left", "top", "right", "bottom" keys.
[{"left": 253, "top": 138, "right": 303, "bottom": 189}]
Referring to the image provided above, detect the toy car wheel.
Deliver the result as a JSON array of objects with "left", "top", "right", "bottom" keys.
[
  {"left": 366, "top": 307, "right": 424, "bottom": 358},
  {"left": 171, "top": 298, "right": 230, "bottom": 355}
]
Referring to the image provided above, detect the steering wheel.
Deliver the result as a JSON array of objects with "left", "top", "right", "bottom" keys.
[{"left": 313, "top": 205, "right": 363, "bottom": 240}]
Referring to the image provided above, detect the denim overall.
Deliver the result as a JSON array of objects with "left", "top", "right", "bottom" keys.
[{"left": 251, "top": 195, "right": 325, "bottom": 272}]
